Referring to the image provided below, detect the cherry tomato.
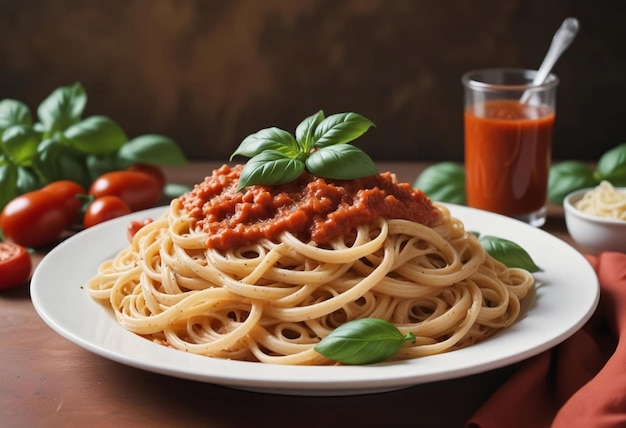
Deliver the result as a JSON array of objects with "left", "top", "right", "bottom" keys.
[
  {"left": 126, "top": 218, "right": 154, "bottom": 242},
  {"left": 83, "top": 196, "right": 132, "bottom": 228},
  {"left": 89, "top": 171, "right": 161, "bottom": 212},
  {"left": 0, "top": 242, "right": 32, "bottom": 290},
  {"left": 127, "top": 164, "right": 166, "bottom": 190},
  {"left": 0, "top": 190, "right": 68, "bottom": 248},
  {"left": 40, "top": 180, "right": 86, "bottom": 225}
]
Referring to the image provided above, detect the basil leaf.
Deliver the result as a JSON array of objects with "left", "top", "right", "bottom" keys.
[
  {"left": 37, "top": 82, "right": 86, "bottom": 135},
  {"left": 2, "top": 125, "right": 40, "bottom": 166},
  {"left": 413, "top": 162, "right": 466, "bottom": 204},
  {"left": 0, "top": 162, "right": 18, "bottom": 211},
  {"left": 237, "top": 150, "right": 305, "bottom": 190},
  {"left": 295, "top": 110, "right": 325, "bottom": 152},
  {"left": 0, "top": 99, "right": 32, "bottom": 132},
  {"left": 35, "top": 138, "right": 90, "bottom": 188},
  {"left": 306, "top": 144, "right": 378, "bottom": 179},
  {"left": 312, "top": 112, "right": 375, "bottom": 148},
  {"left": 16, "top": 166, "right": 42, "bottom": 194},
  {"left": 34, "top": 138, "right": 61, "bottom": 181},
  {"left": 231, "top": 127, "right": 299, "bottom": 160},
  {"left": 63, "top": 115, "right": 127, "bottom": 155},
  {"left": 547, "top": 161, "right": 598, "bottom": 205},
  {"left": 314, "top": 318, "right": 416, "bottom": 365},
  {"left": 596, "top": 143, "right": 626, "bottom": 186},
  {"left": 118, "top": 134, "right": 187, "bottom": 166},
  {"left": 479, "top": 235, "right": 541, "bottom": 272}
]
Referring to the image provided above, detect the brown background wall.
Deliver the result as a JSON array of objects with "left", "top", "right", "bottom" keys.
[{"left": 0, "top": 0, "right": 624, "bottom": 162}]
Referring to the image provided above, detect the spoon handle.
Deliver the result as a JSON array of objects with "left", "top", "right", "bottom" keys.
[{"left": 521, "top": 17, "right": 579, "bottom": 103}]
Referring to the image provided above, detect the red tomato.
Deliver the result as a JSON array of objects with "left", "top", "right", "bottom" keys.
[
  {"left": 89, "top": 171, "right": 161, "bottom": 212},
  {"left": 127, "top": 164, "right": 166, "bottom": 190},
  {"left": 0, "top": 242, "right": 32, "bottom": 290},
  {"left": 83, "top": 196, "right": 132, "bottom": 228},
  {"left": 0, "top": 190, "right": 68, "bottom": 248},
  {"left": 40, "top": 180, "right": 86, "bottom": 225},
  {"left": 126, "top": 218, "right": 154, "bottom": 242}
]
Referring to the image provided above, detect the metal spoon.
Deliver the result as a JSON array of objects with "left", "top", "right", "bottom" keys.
[{"left": 521, "top": 17, "right": 579, "bottom": 103}]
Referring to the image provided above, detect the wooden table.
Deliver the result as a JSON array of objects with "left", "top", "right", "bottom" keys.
[{"left": 0, "top": 162, "right": 579, "bottom": 428}]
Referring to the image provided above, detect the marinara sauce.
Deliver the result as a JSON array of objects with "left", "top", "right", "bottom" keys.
[
  {"left": 464, "top": 99, "right": 555, "bottom": 216},
  {"left": 177, "top": 165, "right": 440, "bottom": 250}
]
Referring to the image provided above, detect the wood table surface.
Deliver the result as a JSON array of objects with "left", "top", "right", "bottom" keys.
[{"left": 0, "top": 162, "right": 580, "bottom": 428}]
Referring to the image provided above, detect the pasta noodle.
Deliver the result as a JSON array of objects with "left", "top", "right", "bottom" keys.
[
  {"left": 87, "top": 168, "right": 534, "bottom": 365},
  {"left": 575, "top": 180, "right": 626, "bottom": 220}
]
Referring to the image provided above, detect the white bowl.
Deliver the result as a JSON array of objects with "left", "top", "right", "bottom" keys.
[{"left": 563, "top": 187, "right": 626, "bottom": 254}]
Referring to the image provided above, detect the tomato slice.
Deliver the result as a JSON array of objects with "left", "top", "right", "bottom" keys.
[
  {"left": 127, "top": 218, "right": 154, "bottom": 242},
  {"left": 0, "top": 242, "right": 32, "bottom": 290}
]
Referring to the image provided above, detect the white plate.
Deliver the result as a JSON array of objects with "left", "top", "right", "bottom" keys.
[{"left": 31, "top": 204, "right": 599, "bottom": 396}]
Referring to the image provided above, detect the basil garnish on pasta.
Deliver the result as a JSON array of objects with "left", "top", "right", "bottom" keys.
[
  {"left": 476, "top": 234, "right": 541, "bottom": 272},
  {"left": 230, "top": 111, "right": 378, "bottom": 190},
  {"left": 314, "top": 318, "right": 416, "bottom": 365}
]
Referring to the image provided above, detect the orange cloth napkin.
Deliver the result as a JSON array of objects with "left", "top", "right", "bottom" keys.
[{"left": 466, "top": 251, "right": 626, "bottom": 428}]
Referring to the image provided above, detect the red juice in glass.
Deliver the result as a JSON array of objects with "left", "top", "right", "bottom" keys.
[
  {"left": 464, "top": 100, "right": 555, "bottom": 216},
  {"left": 462, "top": 68, "right": 558, "bottom": 226}
]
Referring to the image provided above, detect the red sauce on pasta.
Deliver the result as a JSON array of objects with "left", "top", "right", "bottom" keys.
[{"left": 178, "top": 164, "right": 440, "bottom": 250}]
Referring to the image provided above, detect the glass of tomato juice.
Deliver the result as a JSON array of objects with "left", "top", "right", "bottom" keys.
[{"left": 462, "top": 68, "right": 559, "bottom": 227}]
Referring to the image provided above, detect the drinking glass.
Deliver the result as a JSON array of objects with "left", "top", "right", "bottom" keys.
[{"left": 462, "top": 68, "right": 559, "bottom": 227}]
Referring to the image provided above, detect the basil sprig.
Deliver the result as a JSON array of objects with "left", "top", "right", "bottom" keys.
[
  {"left": 230, "top": 111, "right": 378, "bottom": 190},
  {"left": 314, "top": 318, "right": 416, "bottom": 365},
  {"left": 475, "top": 234, "right": 541, "bottom": 272}
]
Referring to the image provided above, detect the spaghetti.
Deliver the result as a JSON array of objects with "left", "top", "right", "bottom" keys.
[
  {"left": 87, "top": 165, "right": 534, "bottom": 365},
  {"left": 575, "top": 180, "right": 626, "bottom": 220}
]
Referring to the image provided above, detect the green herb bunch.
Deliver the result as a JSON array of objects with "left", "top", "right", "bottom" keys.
[
  {"left": 0, "top": 82, "right": 187, "bottom": 210},
  {"left": 230, "top": 110, "right": 378, "bottom": 191}
]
